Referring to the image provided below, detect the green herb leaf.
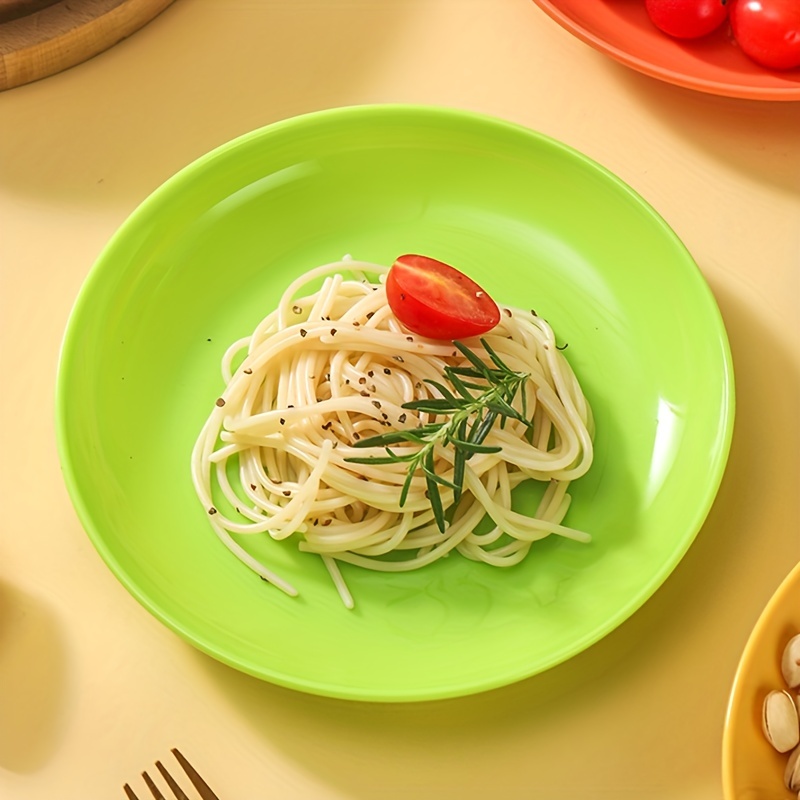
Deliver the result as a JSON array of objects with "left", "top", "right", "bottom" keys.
[
  {"left": 480, "top": 338, "right": 511, "bottom": 372},
  {"left": 426, "top": 473, "right": 446, "bottom": 533},
  {"left": 353, "top": 431, "right": 423, "bottom": 448},
  {"left": 446, "top": 366, "right": 488, "bottom": 380},
  {"left": 452, "top": 447, "right": 466, "bottom": 505},
  {"left": 399, "top": 468, "right": 415, "bottom": 507},
  {"left": 485, "top": 398, "right": 528, "bottom": 423},
  {"left": 471, "top": 409, "right": 498, "bottom": 445},
  {"left": 442, "top": 371, "right": 473, "bottom": 401},
  {"left": 401, "top": 398, "right": 463, "bottom": 413},
  {"left": 446, "top": 437, "right": 502, "bottom": 454},
  {"left": 422, "top": 379, "right": 464, "bottom": 406},
  {"left": 453, "top": 341, "right": 493, "bottom": 377}
]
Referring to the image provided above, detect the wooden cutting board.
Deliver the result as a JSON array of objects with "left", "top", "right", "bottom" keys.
[{"left": 0, "top": 0, "right": 175, "bottom": 91}]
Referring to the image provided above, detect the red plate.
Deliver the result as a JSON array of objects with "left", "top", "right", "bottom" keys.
[{"left": 532, "top": 0, "right": 800, "bottom": 101}]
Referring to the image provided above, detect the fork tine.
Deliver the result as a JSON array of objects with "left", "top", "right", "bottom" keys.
[
  {"left": 142, "top": 770, "right": 167, "bottom": 800},
  {"left": 171, "top": 748, "right": 221, "bottom": 800},
  {"left": 124, "top": 785, "right": 141, "bottom": 800},
  {"left": 156, "top": 760, "right": 191, "bottom": 800}
]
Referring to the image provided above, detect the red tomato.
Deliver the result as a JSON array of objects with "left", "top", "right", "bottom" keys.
[
  {"left": 385, "top": 255, "right": 500, "bottom": 340},
  {"left": 645, "top": 0, "right": 730, "bottom": 38},
  {"left": 730, "top": 0, "right": 800, "bottom": 70}
]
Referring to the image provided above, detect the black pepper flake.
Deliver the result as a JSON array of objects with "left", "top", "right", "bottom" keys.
[
  {"left": 451, "top": 351, "right": 458, "bottom": 357},
  {"left": 279, "top": 418, "right": 286, "bottom": 425},
  {"left": 366, "top": 312, "right": 374, "bottom": 319},
  {"left": 406, "top": 336, "right": 413, "bottom": 342},
  {"left": 530, "top": 308, "right": 538, "bottom": 317},
  {"left": 503, "top": 308, "right": 512, "bottom": 317},
  {"left": 250, "top": 484, "right": 257, "bottom": 490},
  {"left": 287, "top": 404, "right": 294, "bottom": 408},
  {"left": 424, "top": 490, "right": 430, "bottom": 499},
  {"left": 322, "top": 421, "right": 333, "bottom": 430},
  {"left": 243, "top": 368, "right": 253, "bottom": 374},
  {"left": 369, "top": 384, "right": 376, "bottom": 392},
  {"left": 292, "top": 305, "right": 302, "bottom": 314},
  {"left": 392, "top": 355, "right": 404, "bottom": 362},
  {"left": 322, "top": 519, "right": 332, "bottom": 526},
  {"left": 372, "top": 400, "right": 382, "bottom": 409},
  {"left": 400, "top": 292, "right": 406, "bottom": 300},
  {"left": 353, "top": 321, "right": 360, "bottom": 327},
  {"left": 353, "top": 432, "right": 361, "bottom": 440},
  {"left": 381, "top": 412, "right": 388, "bottom": 420},
  {"left": 358, "top": 377, "right": 367, "bottom": 385},
  {"left": 414, "top": 382, "right": 422, "bottom": 389},
  {"left": 556, "top": 342, "right": 569, "bottom": 351},
  {"left": 330, "top": 328, "right": 337, "bottom": 336},
  {"left": 367, "top": 370, "right": 374, "bottom": 377},
  {"left": 283, "top": 490, "right": 291, "bottom": 497},
  {"left": 300, "top": 329, "right": 308, "bottom": 338},
  {"left": 360, "top": 390, "right": 370, "bottom": 397},
  {"left": 273, "top": 479, "right": 283, "bottom": 484},
  {"left": 345, "top": 379, "right": 350, "bottom": 384},
  {"left": 383, "top": 368, "right": 391, "bottom": 374},
  {"left": 207, "top": 338, "right": 212, "bottom": 342},
  {"left": 398, "top": 413, "right": 407, "bottom": 423},
  {"left": 208, "top": 507, "right": 217, "bottom": 515},
  {"left": 215, "top": 398, "right": 226, "bottom": 407},
  {"left": 313, "top": 519, "right": 319, "bottom": 526}
]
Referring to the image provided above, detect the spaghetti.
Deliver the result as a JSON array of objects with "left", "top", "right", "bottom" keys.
[{"left": 191, "top": 257, "right": 594, "bottom": 607}]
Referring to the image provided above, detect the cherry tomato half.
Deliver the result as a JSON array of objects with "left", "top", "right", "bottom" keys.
[
  {"left": 385, "top": 254, "right": 500, "bottom": 341},
  {"left": 645, "top": 0, "right": 729, "bottom": 39},
  {"left": 730, "top": 0, "right": 800, "bottom": 70}
]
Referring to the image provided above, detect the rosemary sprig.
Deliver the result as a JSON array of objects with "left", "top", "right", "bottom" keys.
[{"left": 344, "top": 339, "right": 532, "bottom": 532}]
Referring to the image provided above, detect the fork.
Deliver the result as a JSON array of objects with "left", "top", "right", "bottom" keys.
[{"left": 123, "top": 748, "right": 220, "bottom": 800}]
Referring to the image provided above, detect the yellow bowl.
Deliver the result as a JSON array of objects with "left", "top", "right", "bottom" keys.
[{"left": 723, "top": 561, "right": 800, "bottom": 799}]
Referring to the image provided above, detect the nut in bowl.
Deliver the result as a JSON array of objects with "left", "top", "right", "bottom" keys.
[{"left": 724, "top": 561, "right": 800, "bottom": 799}]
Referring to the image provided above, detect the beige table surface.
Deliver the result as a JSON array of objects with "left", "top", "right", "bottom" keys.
[{"left": 1, "top": 1, "right": 799, "bottom": 798}]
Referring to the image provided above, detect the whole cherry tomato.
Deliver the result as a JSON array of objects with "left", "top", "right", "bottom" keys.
[
  {"left": 385, "top": 255, "right": 500, "bottom": 341},
  {"left": 645, "top": 0, "right": 730, "bottom": 38},
  {"left": 730, "top": 0, "right": 800, "bottom": 70}
]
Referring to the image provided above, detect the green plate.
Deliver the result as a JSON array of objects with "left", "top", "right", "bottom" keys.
[{"left": 56, "top": 105, "right": 734, "bottom": 702}]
